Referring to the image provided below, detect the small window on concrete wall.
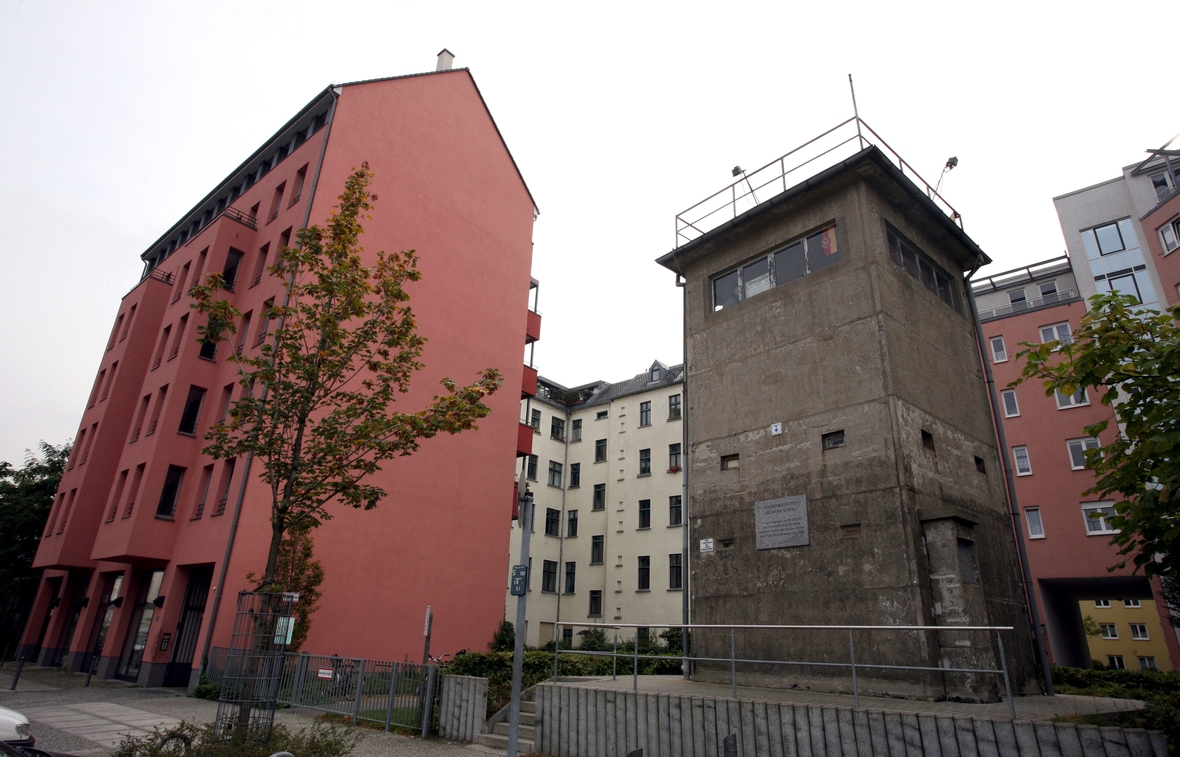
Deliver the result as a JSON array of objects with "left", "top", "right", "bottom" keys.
[
  {"left": 822, "top": 430, "right": 845, "bottom": 450},
  {"left": 921, "top": 430, "right": 934, "bottom": 450},
  {"left": 957, "top": 539, "right": 979, "bottom": 583},
  {"left": 720, "top": 454, "right": 739, "bottom": 470}
]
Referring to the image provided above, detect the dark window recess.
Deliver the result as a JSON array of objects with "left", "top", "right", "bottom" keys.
[
  {"left": 545, "top": 508, "right": 560, "bottom": 537},
  {"left": 639, "top": 449, "right": 651, "bottom": 475},
  {"left": 199, "top": 341, "right": 217, "bottom": 361},
  {"left": 975, "top": 456, "right": 986, "bottom": 474},
  {"left": 542, "top": 560, "right": 558, "bottom": 593},
  {"left": 721, "top": 454, "right": 740, "bottom": 471},
  {"left": 958, "top": 539, "right": 979, "bottom": 584},
  {"left": 669, "top": 495, "right": 682, "bottom": 526},
  {"left": 221, "top": 250, "right": 244, "bottom": 291},
  {"left": 562, "top": 627, "right": 573, "bottom": 647},
  {"left": 551, "top": 416, "right": 565, "bottom": 441},
  {"left": 564, "top": 562, "right": 576, "bottom": 594},
  {"left": 639, "top": 401, "right": 651, "bottom": 426},
  {"left": 921, "top": 430, "right": 935, "bottom": 451},
  {"left": 177, "top": 387, "right": 206, "bottom": 435},
  {"left": 567, "top": 510, "right": 578, "bottom": 538},
  {"left": 596, "top": 410, "right": 608, "bottom": 420},
  {"left": 822, "top": 430, "right": 845, "bottom": 450},
  {"left": 589, "top": 590, "right": 603, "bottom": 616},
  {"left": 591, "top": 535, "right": 604, "bottom": 564},
  {"left": 156, "top": 466, "right": 186, "bottom": 518},
  {"left": 669, "top": 394, "right": 682, "bottom": 419},
  {"left": 637, "top": 556, "right": 650, "bottom": 591},
  {"left": 526, "top": 454, "right": 537, "bottom": 480},
  {"left": 595, "top": 439, "right": 607, "bottom": 462},
  {"left": 569, "top": 463, "right": 581, "bottom": 488},
  {"left": 887, "top": 227, "right": 958, "bottom": 311},
  {"left": 669, "top": 443, "right": 681, "bottom": 469},
  {"left": 638, "top": 499, "right": 651, "bottom": 529},
  {"left": 670, "top": 553, "right": 683, "bottom": 589},
  {"left": 593, "top": 484, "right": 606, "bottom": 510},
  {"left": 571, "top": 419, "right": 582, "bottom": 442}
]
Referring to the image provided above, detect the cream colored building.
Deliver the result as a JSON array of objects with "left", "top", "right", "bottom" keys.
[
  {"left": 509, "top": 361, "right": 686, "bottom": 648},
  {"left": 1080, "top": 597, "right": 1173, "bottom": 672}
]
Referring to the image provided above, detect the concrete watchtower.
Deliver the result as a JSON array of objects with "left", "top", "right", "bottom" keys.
[{"left": 657, "top": 143, "right": 1040, "bottom": 700}]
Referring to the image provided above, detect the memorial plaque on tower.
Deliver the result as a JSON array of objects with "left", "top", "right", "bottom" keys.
[{"left": 755, "top": 495, "right": 809, "bottom": 549}]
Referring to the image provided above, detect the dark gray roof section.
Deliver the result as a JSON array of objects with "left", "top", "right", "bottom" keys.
[{"left": 580, "top": 364, "right": 684, "bottom": 408}]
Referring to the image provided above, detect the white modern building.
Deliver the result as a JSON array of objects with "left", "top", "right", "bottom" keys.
[{"left": 508, "top": 362, "right": 686, "bottom": 648}]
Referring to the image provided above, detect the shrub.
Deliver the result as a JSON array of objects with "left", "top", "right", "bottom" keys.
[
  {"left": 111, "top": 721, "right": 357, "bottom": 757},
  {"left": 1051, "top": 665, "right": 1179, "bottom": 750},
  {"left": 191, "top": 671, "right": 220, "bottom": 702}
]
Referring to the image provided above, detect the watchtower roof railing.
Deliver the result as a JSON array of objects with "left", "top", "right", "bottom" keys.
[{"left": 674, "top": 116, "right": 962, "bottom": 248}]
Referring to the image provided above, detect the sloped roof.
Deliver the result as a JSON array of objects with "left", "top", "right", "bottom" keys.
[{"left": 581, "top": 364, "right": 685, "bottom": 408}]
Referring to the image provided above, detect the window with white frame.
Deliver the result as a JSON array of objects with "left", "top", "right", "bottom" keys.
[
  {"left": 1100, "top": 623, "right": 1118, "bottom": 639},
  {"left": 1124, "top": 599, "right": 1141, "bottom": 608},
  {"left": 1008, "top": 289, "right": 1028, "bottom": 310},
  {"left": 1013, "top": 446, "right": 1032, "bottom": 476},
  {"left": 1067, "top": 437, "right": 1101, "bottom": 470},
  {"left": 990, "top": 336, "right": 1007, "bottom": 363},
  {"left": 1095, "top": 599, "right": 1111, "bottom": 608},
  {"left": 1055, "top": 387, "right": 1089, "bottom": 409},
  {"left": 1130, "top": 623, "right": 1149, "bottom": 640},
  {"left": 1108, "top": 655, "right": 1126, "bottom": 669},
  {"left": 1039, "top": 322, "right": 1072, "bottom": 346},
  {"left": 548, "top": 460, "right": 563, "bottom": 488},
  {"left": 1083, "top": 502, "right": 1118, "bottom": 535},
  {"left": 1001, "top": 389, "right": 1020, "bottom": 417},
  {"left": 1160, "top": 216, "right": 1180, "bottom": 254},
  {"left": 1139, "top": 656, "right": 1158, "bottom": 670},
  {"left": 1025, "top": 508, "right": 1045, "bottom": 539}
]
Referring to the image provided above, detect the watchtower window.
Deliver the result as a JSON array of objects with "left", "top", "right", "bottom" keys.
[
  {"left": 887, "top": 226, "right": 958, "bottom": 311},
  {"left": 711, "top": 226, "right": 839, "bottom": 311}
]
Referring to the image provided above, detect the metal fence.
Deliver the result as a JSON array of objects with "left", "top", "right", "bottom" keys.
[{"left": 554, "top": 622, "right": 1020, "bottom": 721}]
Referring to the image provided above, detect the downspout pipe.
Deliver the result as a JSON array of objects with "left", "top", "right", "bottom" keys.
[
  {"left": 676, "top": 273, "right": 690, "bottom": 680},
  {"left": 965, "top": 259, "right": 1054, "bottom": 696},
  {"left": 197, "top": 87, "right": 340, "bottom": 682}
]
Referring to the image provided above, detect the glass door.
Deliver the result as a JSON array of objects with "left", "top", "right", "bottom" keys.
[{"left": 116, "top": 570, "right": 164, "bottom": 681}]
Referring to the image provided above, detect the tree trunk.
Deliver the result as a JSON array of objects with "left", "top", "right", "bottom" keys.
[{"left": 262, "top": 518, "right": 285, "bottom": 588}]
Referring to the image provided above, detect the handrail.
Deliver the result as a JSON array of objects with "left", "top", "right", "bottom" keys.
[{"left": 561, "top": 621, "right": 1013, "bottom": 631}]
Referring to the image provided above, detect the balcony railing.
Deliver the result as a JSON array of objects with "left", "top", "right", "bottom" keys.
[
  {"left": 675, "top": 116, "right": 962, "bottom": 249},
  {"left": 222, "top": 206, "right": 258, "bottom": 229},
  {"left": 977, "top": 290, "right": 1077, "bottom": 322}
]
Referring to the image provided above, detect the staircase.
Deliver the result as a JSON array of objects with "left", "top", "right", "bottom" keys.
[{"left": 475, "top": 690, "right": 535, "bottom": 752}]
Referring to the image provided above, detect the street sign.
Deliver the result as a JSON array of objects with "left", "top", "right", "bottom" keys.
[
  {"left": 700, "top": 538, "right": 714, "bottom": 553},
  {"left": 274, "top": 616, "right": 295, "bottom": 645},
  {"left": 510, "top": 564, "right": 528, "bottom": 596},
  {"left": 317, "top": 668, "right": 333, "bottom": 680}
]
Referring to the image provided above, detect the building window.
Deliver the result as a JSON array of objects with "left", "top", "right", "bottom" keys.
[
  {"left": 542, "top": 560, "right": 558, "bottom": 593},
  {"left": 1095, "top": 600, "right": 1111, "bottom": 608},
  {"left": 1040, "top": 322, "right": 1072, "bottom": 347},
  {"left": 1055, "top": 387, "right": 1089, "bottom": 409},
  {"left": 667, "top": 394, "right": 682, "bottom": 421},
  {"left": 666, "top": 496, "right": 682, "bottom": 527},
  {"left": 1083, "top": 503, "right": 1118, "bottom": 534},
  {"left": 591, "top": 535, "right": 604, "bottom": 564},
  {"left": 975, "top": 456, "right": 987, "bottom": 474},
  {"left": 1067, "top": 437, "right": 1100, "bottom": 470},
  {"left": 1008, "top": 289, "right": 1028, "bottom": 311},
  {"left": 639, "top": 401, "right": 651, "bottom": 426},
  {"left": 637, "top": 556, "right": 650, "bottom": 591},
  {"left": 921, "top": 430, "right": 935, "bottom": 451},
  {"left": 589, "top": 590, "right": 603, "bottom": 617},
  {"left": 1130, "top": 623, "right": 1149, "bottom": 640},
  {"left": 155, "top": 466, "right": 186, "bottom": 519},
  {"left": 526, "top": 455, "right": 538, "bottom": 481},
  {"left": 1139, "top": 656, "right": 1158, "bottom": 670},
  {"left": 1124, "top": 599, "right": 1141, "bottom": 608},
  {"left": 1089, "top": 221, "right": 1131, "bottom": 255},
  {"left": 1013, "top": 446, "right": 1032, "bottom": 476},
  {"left": 595, "top": 439, "right": 607, "bottom": 462},
  {"left": 721, "top": 454, "right": 739, "bottom": 471},
  {"left": 177, "top": 386, "right": 206, "bottom": 436},
  {"left": 887, "top": 226, "right": 957, "bottom": 310},
  {"left": 1107, "top": 655, "right": 1126, "bottom": 669},
  {"left": 822, "top": 430, "right": 845, "bottom": 450},
  {"left": 592, "top": 483, "right": 605, "bottom": 510},
  {"left": 670, "top": 553, "right": 683, "bottom": 590},
  {"left": 1001, "top": 389, "right": 1020, "bottom": 417},
  {"left": 564, "top": 562, "right": 576, "bottom": 594},
  {"left": 571, "top": 419, "right": 582, "bottom": 442},
  {"left": 551, "top": 416, "right": 565, "bottom": 441},
  {"left": 1025, "top": 508, "right": 1045, "bottom": 539},
  {"left": 569, "top": 463, "right": 581, "bottom": 488},
  {"left": 1100, "top": 624, "right": 1118, "bottom": 639},
  {"left": 221, "top": 250, "right": 244, "bottom": 292},
  {"left": 567, "top": 509, "right": 578, "bottom": 538},
  {"left": 669, "top": 443, "right": 681, "bottom": 470},
  {"left": 713, "top": 226, "right": 839, "bottom": 311},
  {"left": 1160, "top": 217, "right": 1180, "bottom": 254},
  {"left": 531, "top": 409, "right": 541, "bottom": 432},
  {"left": 638, "top": 449, "right": 651, "bottom": 476},
  {"left": 957, "top": 539, "right": 979, "bottom": 584},
  {"left": 596, "top": 410, "right": 608, "bottom": 420},
  {"left": 990, "top": 337, "right": 1007, "bottom": 363},
  {"left": 651, "top": 366, "right": 662, "bottom": 382},
  {"left": 548, "top": 460, "right": 563, "bottom": 488},
  {"left": 545, "top": 508, "right": 560, "bottom": 537},
  {"left": 638, "top": 499, "right": 651, "bottom": 529}
]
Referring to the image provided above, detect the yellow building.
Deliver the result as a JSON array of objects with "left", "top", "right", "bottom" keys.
[{"left": 1081, "top": 598, "right": 1172, "bottom": 671}]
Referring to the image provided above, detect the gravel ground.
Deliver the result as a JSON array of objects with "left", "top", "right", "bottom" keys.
[{"left": 0, "top": 668, "right": 495, "bottom": 756}]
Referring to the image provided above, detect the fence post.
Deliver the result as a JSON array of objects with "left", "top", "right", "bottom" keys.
[
  {"left": 291, "top": 652, "right": 308, "bottom": 707},
  {"left": 421, "top": 665, "right": 437, "bottom": 738},
  {"left": 612, "top": 631, "right": 618, "bottom": 681},
  {"left": 553, "top": 623, "right": 560, "bottom": 682},
  {"left": 633, "top": 633, "right": 639, "bottom": 692},
  {"left": 997, "top": 632, "right": 1015, "bottom": 721},
  {"left": 730, "top": 629, "right": 736, "bottom": 699},
  {"left": 848, "top": 630, "right": 859, "bottom": 709},
  {"left": 385, "top": 662, "right": 399, "bottom": 733},
  {"left": 352, "top": 659, "right": 366, "bottom": 724}
]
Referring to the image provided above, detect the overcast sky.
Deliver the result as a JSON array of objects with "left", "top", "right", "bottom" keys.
[{"left": 1, "top": 0, "right": 1174, "bottom": 464}]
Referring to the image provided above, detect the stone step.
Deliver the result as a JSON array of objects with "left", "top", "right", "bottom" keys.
[
  {"left": 520, "top": 700, "right": 535, "bottom": 713},
  {"left": 492, "top": 721, "right": 535, "bottom": 737},
  {"left": 475, "top": 731, "right": 534, "bottom": 752}
]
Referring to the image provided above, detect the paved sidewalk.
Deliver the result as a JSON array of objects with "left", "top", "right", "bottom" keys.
[
  {"left": 557, "top": 675, "right": 1145, "bottom": 722},
  {"left": 18, "top": 702, "right": 182, "bottom": 749}
]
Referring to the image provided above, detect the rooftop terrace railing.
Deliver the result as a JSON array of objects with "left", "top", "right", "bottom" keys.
[
  {"left": 977, "top": 290, "right": 1078, "bottom": 322},
  {"left": 674, "top": 117, "right": 962, "bottom": 249},
  {"left": 553, "top": 621, "right": 1019, "bottom": 720}
]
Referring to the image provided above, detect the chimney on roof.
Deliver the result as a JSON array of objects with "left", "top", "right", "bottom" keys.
[{"left": 436, "top": 49, "right": 455, "bottom": 71}]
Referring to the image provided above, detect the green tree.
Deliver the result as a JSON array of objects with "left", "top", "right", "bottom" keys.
[
  {"left": 1013, "top": 292, "right": 1180, "bottom": 583},
  {"left": 0, "top": 441, "right": 71, "bottom": 652},
  {"left": 191, "top": 165, "right": 502, "bottom": 588},
  {"left": 247, "top": 528, "right": 323, "bottom": 652}
]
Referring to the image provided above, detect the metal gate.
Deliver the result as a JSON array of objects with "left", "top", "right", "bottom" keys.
[
  {"left": 163, "top": 567, "right": 212, "bottom": 687},
  {"left": 279, "top": 653, "right": 438, "bottom": 733}
]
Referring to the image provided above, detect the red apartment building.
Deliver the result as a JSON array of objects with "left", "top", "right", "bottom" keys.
[
  {"left": 973, "top": 258, "right": 1180, "bottom": 671},
  {"left": 20, "top": 56, "right": 541, "bottom": 687}
]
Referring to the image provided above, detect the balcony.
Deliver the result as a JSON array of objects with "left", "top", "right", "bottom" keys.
[
  {"left": 977, "top": 290, "right": 1078, "bottom": 322},
  {"left": 222, "top": 206, "right": 258, "bottom": 230},
  {"left": 526, "top": 310, "right": 541, "bottom": 343},
  {"left": 517, "top": 422, "right": 533, "bottom": 458},
  {"left": 521, "top": 365, "right": 538, "bottom": 399}
]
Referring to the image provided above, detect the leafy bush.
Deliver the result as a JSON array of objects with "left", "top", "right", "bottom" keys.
[
  {"left": 1051, "top": 665, "right": 1179, "bottom": 750},
  {"left": 489, "top": 620, "right": 515, "bottom": 652},
  {"left": 191, "top": 671, "right": 220, "bottom": 702},
  {"left": 111, "top": 721, "right": 357, "bottom": 757}
]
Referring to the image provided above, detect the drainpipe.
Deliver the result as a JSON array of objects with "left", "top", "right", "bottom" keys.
[
  {"left": 553, "top": 403, "right": 572, "bottom": 649},
  {"left": 965, "top": 264, "right": 1054, "bottom": 696},
  {"left": 197, "top": 87, "right": 341, "bottom": 679},
  {"left": 677, "top": 273, "right": 691, "bottom": 679}
]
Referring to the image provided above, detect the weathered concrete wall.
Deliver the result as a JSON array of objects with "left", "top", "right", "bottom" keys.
[
  {"left": 532, "top": 682, "right": 1167, "bottom": 757},
  {"left": 437, "top": 674, "right": 489, "bottom": 742},
  {"left": 677, "top": 155, "right": 1038, "bottom": 699}
]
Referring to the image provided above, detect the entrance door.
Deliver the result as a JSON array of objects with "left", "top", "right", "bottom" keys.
[
  {"left": 47, "top": 573, "right": 91, "bottom": 667},
  {"left": 163, "top": 567, "right": 213, "bottom": 687},
  {"left": 116, "top": 570, "right": 164, "bottom": 681},
  {"left": 82, "top": 573, "right": 124, "bottom": 673}
]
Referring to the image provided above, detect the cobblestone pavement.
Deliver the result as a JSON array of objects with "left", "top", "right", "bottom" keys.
[{"left": 0, "top": 668, "right": 501, "bottom": 756}]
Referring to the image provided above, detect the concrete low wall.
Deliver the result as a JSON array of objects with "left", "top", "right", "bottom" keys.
[
  {"left": 532, "top": 683, "right": 1167, "bottom": 757},
  {"left": 437, "top": 674, "right": 488, "bottom": 742}
]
